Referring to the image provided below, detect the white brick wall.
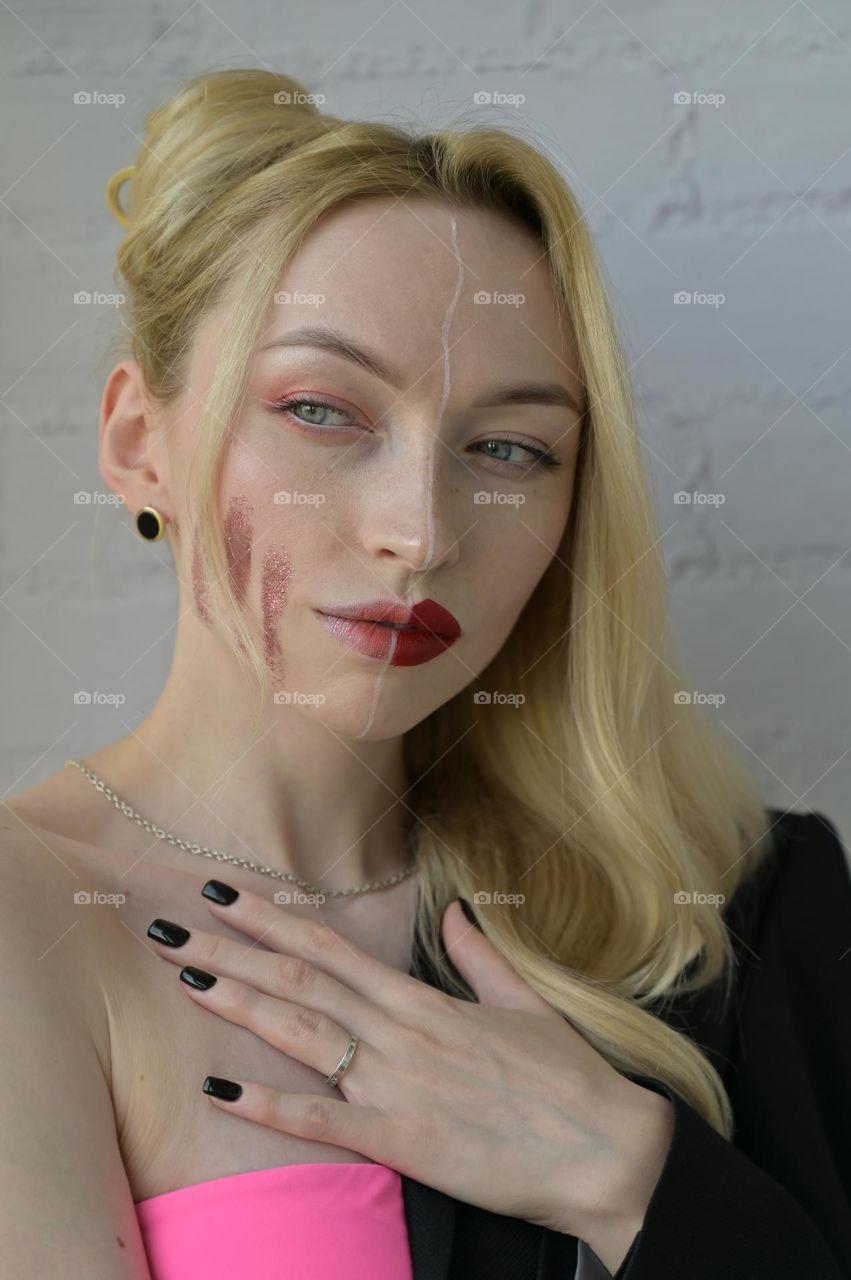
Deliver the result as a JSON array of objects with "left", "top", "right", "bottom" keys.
[{"left": 2, "top": 2, "right": 849, "bottom": 840}]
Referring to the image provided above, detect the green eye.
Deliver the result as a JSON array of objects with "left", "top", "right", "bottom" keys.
[{"left": 274, "top": 397, "right": 354, "bottom": 429}]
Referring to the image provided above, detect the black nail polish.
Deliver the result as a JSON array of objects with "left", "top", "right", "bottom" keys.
[
  {"left": 180, "top": 966, "right": 218, "bottom": 990},
  {"left": 201, "top": 879, "right": 240, "bottom": 905},
  {"left": 147, "top": 918, "right": 191, "bottom": 947},
  {"left": 203, "top": 1076, "right": 243, "bottom": 1101},
  {"left": 459, "top": 897, "right": 483, "bottom": 931}
]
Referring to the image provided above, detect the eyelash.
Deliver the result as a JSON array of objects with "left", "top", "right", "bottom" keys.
[{"left": 270, "top": 395, "right": 563, "bottom": 472}]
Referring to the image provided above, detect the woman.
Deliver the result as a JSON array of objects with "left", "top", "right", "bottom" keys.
[{"left": 2, "top": 68, "right": 849, "bottom": 1280}]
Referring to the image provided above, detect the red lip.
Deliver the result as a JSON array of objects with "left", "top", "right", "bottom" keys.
[{"left": 314, "top": 597, "right": 462, "bottom": 667}]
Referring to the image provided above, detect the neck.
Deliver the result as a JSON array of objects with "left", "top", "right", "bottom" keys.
[{"left": 73, "top": 637, "right": 416, "bottom": 894}]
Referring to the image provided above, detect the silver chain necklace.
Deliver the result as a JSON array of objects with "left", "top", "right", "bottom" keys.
[{"left": 64, "top": 759, "right": 419, "bottom": 899}]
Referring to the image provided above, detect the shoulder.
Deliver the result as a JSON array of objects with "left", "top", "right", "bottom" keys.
[
  {"left": 722, "top": 807, "right": 850, "bottom": 955},
  {"left": 0, "top": 804, "right": 115, "bottom": 1085}
]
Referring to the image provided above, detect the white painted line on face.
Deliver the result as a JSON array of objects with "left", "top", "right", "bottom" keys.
[{"left": 354, "top": 213, "right": 465, "bottom": 741}]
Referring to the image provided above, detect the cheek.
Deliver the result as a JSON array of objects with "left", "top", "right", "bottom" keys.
[
  {"left": 191, "top": 490, "right": 297, "bottom": 684},
  {"left": 472, "top": 502, "right": 569, "bottom": 625}
]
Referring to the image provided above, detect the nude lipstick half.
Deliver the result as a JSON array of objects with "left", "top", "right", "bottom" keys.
[{"left": 313, "top": 598, "right": 461, "bottom": 667}]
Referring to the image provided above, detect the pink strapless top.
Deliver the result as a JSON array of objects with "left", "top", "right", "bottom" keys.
[{"left": 134, "top": 1161, "right": 414, "bottom": 1280}]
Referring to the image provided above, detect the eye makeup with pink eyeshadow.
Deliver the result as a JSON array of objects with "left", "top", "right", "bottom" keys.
[
  {"left": 223, "top": 494, "right": 253, "bottom": 608},
  {"left": 261, "top": 544, "right": 293, "bottom": 682}
]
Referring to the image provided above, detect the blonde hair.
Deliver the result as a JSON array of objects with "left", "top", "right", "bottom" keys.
[{"left": 105, "top": 67, "right": 773, "bottom": 1140}]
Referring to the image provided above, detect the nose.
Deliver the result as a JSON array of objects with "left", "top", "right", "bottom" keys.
[{"left": 357, "top": 430, "right": 461, "bottom": 575}]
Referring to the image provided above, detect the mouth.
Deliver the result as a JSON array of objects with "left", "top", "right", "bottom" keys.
[
  {"left": 316, "top": 597, "right": 462, "bottom": 640},
  {"left": 313, "top": 598, "right": 462, "bottom": 668},
  {"left": 368, "top": 620, "right": 422, "bottom": 631}
]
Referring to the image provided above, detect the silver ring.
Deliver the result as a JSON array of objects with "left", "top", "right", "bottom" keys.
[{"left": 325, "top": 1033, "right": 358, "bottom": 1088}]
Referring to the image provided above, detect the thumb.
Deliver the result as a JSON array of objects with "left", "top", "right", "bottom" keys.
[{"left": 441, "top": 899, "right": 553, "bottom": 1012}]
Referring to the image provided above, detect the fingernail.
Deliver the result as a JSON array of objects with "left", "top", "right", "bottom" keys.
[
  {"left": 203, "top": 1076, "right": 242, "bottom": 1101},
  {"left": 180, "top": 966, "right": 217, "bottom": 990},
  {"left": 201, "top": 879, "right": 240, "bottom": 905},
  {"left": 458, "top": 897, "right": 483, "bottom": 931},
  {"left": 147, "top": 918, "right": 191, "bottom": 947}
]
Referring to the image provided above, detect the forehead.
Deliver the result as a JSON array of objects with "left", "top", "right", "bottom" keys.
[{"left": 198, "top": 196, "right": 583, "bottom": 404}]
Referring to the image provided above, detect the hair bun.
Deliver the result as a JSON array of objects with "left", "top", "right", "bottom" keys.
[{"left": 105, "top": 68, "right": 326, "bottom": 230}]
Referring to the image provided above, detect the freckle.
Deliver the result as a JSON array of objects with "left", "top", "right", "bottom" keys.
[
  {"left": 191, "top": 528, "right": 209, "bottom": 622},
  {"left": 117, "top": 1235, "right": 126, "bottom": 1248},
  {"left": 261, "top": 545, "right": 292, "bottom": 682},
  {"left": 224, "top": 495, "right": 252, "bottom": 608}
]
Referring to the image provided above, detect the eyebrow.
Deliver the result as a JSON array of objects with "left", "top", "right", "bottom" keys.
[{"left": 259, "top": 326, "right": 584, "bottom": 416}]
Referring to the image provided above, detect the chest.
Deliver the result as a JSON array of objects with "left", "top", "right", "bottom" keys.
[{"left": 81, "top": 855, "right": 418, "bottom": 1202}]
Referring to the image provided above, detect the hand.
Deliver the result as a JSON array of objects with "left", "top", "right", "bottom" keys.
[{"left": 146, "top": 883, "right": 672, "bottom": 1245}]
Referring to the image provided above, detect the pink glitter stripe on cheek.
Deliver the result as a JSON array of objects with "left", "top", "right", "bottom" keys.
[
  {"left": 223, "top": 495, "right": 252, "bottom": 608},
  {"left": 261, "top": 545, "right": 293, "bottom": 681}
]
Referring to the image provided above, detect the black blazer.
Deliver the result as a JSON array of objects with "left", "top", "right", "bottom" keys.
[{"left": 401, "top": 807, "right": 851, "bottom": 1279}]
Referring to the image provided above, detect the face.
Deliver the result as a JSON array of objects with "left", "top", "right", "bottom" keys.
[{"left": 168, "top": 196, "right": 585, "bottom": 738}]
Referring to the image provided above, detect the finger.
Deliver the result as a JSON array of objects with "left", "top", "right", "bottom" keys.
[
  {"left": 201, "top": 1078, "right": 394, "bottom": 1163},
  {"left": 441, "top": 900, "right": 560, "bottom": 1014},
  {"left": 147, "top": 919, "right": 382, "bottom": 1039},
  {"left": 198, "top": 879, "right": 416, "bottom": 1012},
  {"left": 178, "top": 967, "right": 375, "bottom": 1095}
]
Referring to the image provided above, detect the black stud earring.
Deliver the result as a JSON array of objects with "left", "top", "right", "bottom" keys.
[{"left": 135, "top": 506, "right": 166, "bottom": 541}]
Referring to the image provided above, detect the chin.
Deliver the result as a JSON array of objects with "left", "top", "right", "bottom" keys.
[{"left": 270, "top": 676, "right": 445, "bottom": 740}]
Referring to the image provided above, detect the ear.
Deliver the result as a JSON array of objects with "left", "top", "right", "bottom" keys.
[{"left": 99, "top": 359, "right": 176, "bottom": 527}]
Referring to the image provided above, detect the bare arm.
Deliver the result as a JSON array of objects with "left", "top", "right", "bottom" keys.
[{"left": 0, "top": 844, "right": 153, "bottom": 1277}]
